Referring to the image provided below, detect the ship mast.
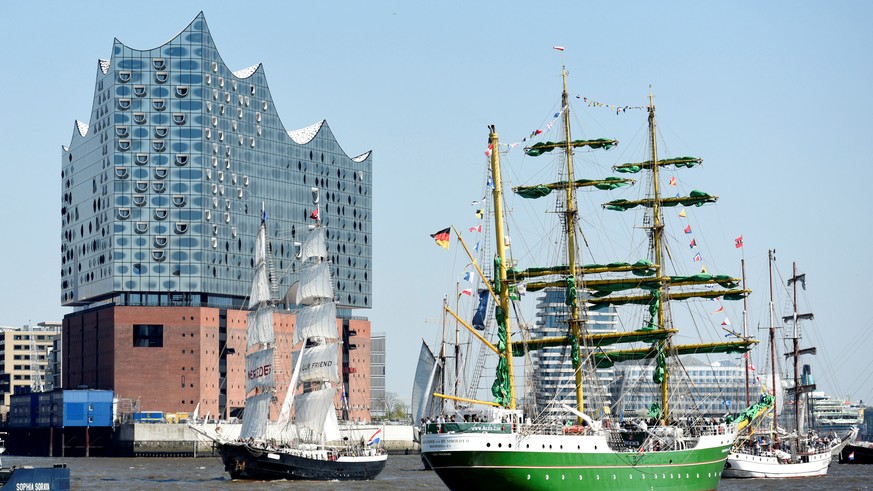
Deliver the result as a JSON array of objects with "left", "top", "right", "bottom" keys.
[
  {"left": 646, "top": 91, "right": 670, "bottom": 419},
  {"left": 559, "top": 67, "right": 587, "bottom": 418},
  {"left": 791, "top": 261, "right": 801, "bottom": 437},
  {"left": 488, "top": 125, "right": 516, "bottom": 409},
  {"left": 768, "top": 249, "right": 778, "bottom": 442}
]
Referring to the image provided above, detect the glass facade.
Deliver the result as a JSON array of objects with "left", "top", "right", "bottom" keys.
[
  {"left": 370, "top": 332, "right": 386, "bottom": 418},
  {"left": 61, "top": 13, "right": 372, "bottom": 310}
]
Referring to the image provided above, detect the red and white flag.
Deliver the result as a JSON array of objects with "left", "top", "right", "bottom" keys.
[{"left": 553, "top": 46, "right": 565, "bottom": 51}]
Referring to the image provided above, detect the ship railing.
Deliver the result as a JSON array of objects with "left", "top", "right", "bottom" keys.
[{"left": 422, "top": 422, "right": 514, "bottom": 435}]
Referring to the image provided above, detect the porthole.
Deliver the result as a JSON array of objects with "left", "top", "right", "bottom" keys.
[
  {"left": 115, "top": 126, "right": 129, "bottom": 137},
  {"left": 175, "top": 223, "right": 188, "bottom": 234},
  {"left": 133, "top": 113, "right": 147, "bottom": 124},
  {"left": 173, "top": 195, "right": 186, "bottom": 207},
  {"left": 153, "top": 58, "right": 166, "bottom": 70},
  {"left": 135, "top": 222, "right": 149, "bottom": 234},
  {"left": 173, "top": 113, "right": 186, "bottom": 125},
  {"left": 154, "top": 167, "right": 168, "bottom": 179},
  {"left": 152, "top": 250, "right": 166, "bottom": 262},
  {"left": 133, "top": 85, "right": 147, "bottom": 97},
  {"left": 118, "top": 99, "right": 131, "bottom": 110},
  {"left": 175, "top": 154, "right": 189, "bottom": 166}
]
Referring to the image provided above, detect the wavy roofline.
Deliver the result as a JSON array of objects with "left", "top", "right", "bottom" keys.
[{"left": 288, "top": 120, "right": 325, "bottom": 145}]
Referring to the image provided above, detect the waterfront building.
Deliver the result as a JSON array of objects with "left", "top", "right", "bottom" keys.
[
  {"left": 530, "top": 288, "right": 618, "bottom": 421},
  {"left": 612, "top": 357, "right": 758, "bottom": 420},
  {"left": 61, "top": 13, "right": 374, "bottom": 421},
  {"left": 0, "top": 322, "right": 61, "bottom": 419},
  {"left": 370, "top": 332, "right": 386, "bottom": 419}
]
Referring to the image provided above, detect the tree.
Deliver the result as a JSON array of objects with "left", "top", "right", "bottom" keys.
[{"left": 383, "top": 391, "right": 409, "bottom": 421}]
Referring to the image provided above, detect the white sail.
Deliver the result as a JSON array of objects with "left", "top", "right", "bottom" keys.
[
  {"left": 294, "top": 389, "right": 337, "bottom": 441},
  {"left": 411, "top": 340, "right": 441, "bottom": 427},
  {"left": 245, "top": 348, "right": 275, "bottom": 393},
  {"left": 239, "top": 391, "right": 272, "bottom": 440},
  {"left": 246, "top": 306, "right": 275, "bottom": 349},
  {"left": 294, "top": 302, "right": 338, "bottom": 344},
  {"left": 297, "top": 262, "right": 333, "bottom": 305},
  {"left": 249, "top": 223, "right": 272, "bottom": 308},
  {"left": 278, "top": 343, "right": 306, "bottom": 426},
  {"left": 299, "top": 343, "right": 340, "bottom": 384},
  {"left": 323, "top": 402, "right": 342, "bottom": 442},
  {"left": 298, "top": 224, "right": 327, "bottom": 262}
]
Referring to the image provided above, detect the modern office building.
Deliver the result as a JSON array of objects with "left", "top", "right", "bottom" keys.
[
  {"left": 0, "top": 322, "right": 62, "bottom": 420},
  {"left": 611, "top": 358, "right": 758, "bottom": 420},
  {"left": 530, "top": 288, "right": 618, "bottom": 421},
  {"left": 369, "top": 332, "right": 386, "bottom": 419},
  {"left": 61, "top": 13, "right": 374, "bottom": 421}
]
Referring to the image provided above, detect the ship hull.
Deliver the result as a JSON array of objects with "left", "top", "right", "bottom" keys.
[
  {"left": 0, "top": 465, "right": 70, "bottom": 491},
  {"left": 722, "top": 450, "right": 830, "bottom": 478},
  {"left": 218, "top": 442, "right": 386, "bottom": 481},
  {"left": 421, "top": 431, "right": 733, "bottom": 490},
  {"left": 840, "top": 443, "right": 873, "bottom": 464}
]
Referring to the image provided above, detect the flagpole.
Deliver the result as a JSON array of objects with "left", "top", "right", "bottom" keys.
[{"left": 742, "top": 257, "right": 750, "bottom": 406}]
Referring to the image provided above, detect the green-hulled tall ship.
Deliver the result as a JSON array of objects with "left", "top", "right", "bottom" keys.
[{"left": 420, "top": 66, "right": 759, "bottom": 490}]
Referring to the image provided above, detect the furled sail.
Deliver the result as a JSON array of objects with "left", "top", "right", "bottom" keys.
[
  {"left": 248, "top": 223, "right": 271, "bottom": 308},
  {"left": 245, "top": 348, "right": 275, "bottom": 393},
  {"left": 239, "top": 391, "right": 272, "bottom": 439},
  {"left": 246, "top": 306, "right": 275, "bottom": 349},
  {"left": 294, "top": 389, "right": 337, "bottom": 441},
  {"left": 297, "top": 262, "right": 333, "bottom": 305},
  {"left": 294, "top": 301, "right": 338, "bottom": 344},
  {"left": 298, "top": 224, "right": 327, "bottom": 261},
  {"left": 298, "top": 343, "right": 340, "bottom": 383}
]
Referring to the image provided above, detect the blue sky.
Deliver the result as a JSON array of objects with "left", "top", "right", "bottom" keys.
[{"left": 1, "top": 2, "right": 871, "bottom": 407}]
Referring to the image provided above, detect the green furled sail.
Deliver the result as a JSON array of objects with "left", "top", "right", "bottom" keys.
[
  {"left": 524, "top": 138, "right": 617, "bottom": 156},
  {"left": 603, "top": 190, "right": 717, "bottom": 211},
  {"left": 613, "top": 156, "right": 702, "bottom": 173},
  {"left": 514, "top": 176, "right": 633, "bottom": 199}
]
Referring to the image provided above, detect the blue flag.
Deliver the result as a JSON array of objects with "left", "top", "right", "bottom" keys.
[{"left": 472, "top": 290, "right": 489, "bottom": 330}]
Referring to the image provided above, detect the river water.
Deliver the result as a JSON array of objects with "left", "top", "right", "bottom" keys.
[{"left": 4, "top": 454, "right": 872, "bottom": 490}]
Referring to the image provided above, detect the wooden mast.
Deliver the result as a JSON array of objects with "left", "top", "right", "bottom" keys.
[
  {"left": 488, "top": 125, "right": 516, "bottom": 409},
  {"left": 647, "top": 90, "right": 670, "bottom": 419},
  {"left": 791, "top": 261, "right": 800, "bottom": 438},
  {"left": 559, "top": 67, "right": 586, "bottom": 418},
  {"left": 768, "top": 249, "right": 779, "bottom": 443},
  {"left": 742, "top": 258, "right": 750, "bottom": 406}
]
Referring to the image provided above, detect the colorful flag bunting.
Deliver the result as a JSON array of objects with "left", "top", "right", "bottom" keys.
[
  {"left": 309, "top": 208, "right": 319, "bottom": 220},
  {"left": 669, "top": 176, "right": 677, "bottom": 186},
  {"left": 485, "top": 143, "right": 493, "bottom": 157},
  {"left": 678, "top": 209, "right": 686, "bottom": 218},
  {"left": 735, "top": 235, "right": 744, "bottom": 248},
  {"left": 721, "top": 318, "right": 731, "bottom": 326},
  {"left": 460, "top": 288, "right": 473, "bottom": 296},
  {"left": 689, "top": 239, "right": 697, "bottom": 249},
  {"left": 684, "top": 225, "right": 692, "bottom": 234},
  {"left": 430, "top": 227, "right": 450, "bottom": 250},
  {"left": 475, "top": 209, "right": 484, "bottom": 219},
  {"left": 469, "top": 225, "right": 482, "bottom": 233},
  {"left": 463, "top": 271, "right": 472, "bottom": 282},
  {"left": 700, "top": 266, "right": 708, "bottom": 274},
  {"left": 474, "top": 242, "right": 480, "bottom": 252},
  {"left": 711, "top": 306, "right": 724, "bottom": 314},
  {"left": 693, "top": 252, "right": 701, "bottom": 262},
  {"left": 553, "top": 46, "right": 565, "bottom": 51}
]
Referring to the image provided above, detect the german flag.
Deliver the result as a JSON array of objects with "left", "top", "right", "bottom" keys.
[{"left": 430, "top": 227, "right": 451, "bottom": 250}]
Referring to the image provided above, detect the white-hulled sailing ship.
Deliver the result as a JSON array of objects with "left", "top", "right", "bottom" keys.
[
  {"left": 723, "top": 252, "right": 836, "bottom": 478},
  {"left": 201, "top": 208, "right": 386, "bottom": 481},
  {"left": 420, "top": 65, "right": 764, "bottom": 491}
]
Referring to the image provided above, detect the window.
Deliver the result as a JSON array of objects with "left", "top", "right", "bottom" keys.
[
  {"left": 135, "top": 181, "right": 149, "bottom": 193},
  {"left": 152, "top": 58, "right": 166, "bottom": 70},
  {"left": 176, "top": 86, "right": 189, "bottom": 97},
  {"left": 118, "top": 71, "right": 131, "bottom": 83},
  {"left": 117, "top": 208, "right": 131, "bottom": 220},
  {"left": 118, "top": 99, "right": 131, "bottom": 110},
  {"left": 175, "top": 223, "right": 188, "bottom": 234},
  {"left": 133, "top": 113, "right": 147, "bottom": 124},
  {"left": 154, "top": 167, "right": 168, "bottom": 179},
  {"left": 133, "top": 324, "right": 163, "bottom": 347},
  {"left": 115, "top": 167, "right": 129, "bottom": 179},
  {"left": 155, "top": 72, "right": 168, "bottom": 84},
  {"left": 152, "top": 250, "right": 166, "bottom": 262},
  {"left": 117, "top": 140, "right": 131, "bottom": 151},
  {"left": 135, "top": 153, "right": 149, "bottom": 165},
  {"left": 133, "top": 85, "right": 147, "bottom": 97},
  {"left": 173, "top": 195, "right": 186, "bottom": 207},
  {"left": 115, "top": 126, "right": 129, "bottom": 137},
  {"left": 154, "top": 208, "right": 168, "bottom": 220},
  {"left": 175, "top": 154, "right": 188, "bottom": 166},
  {"left": 152, "top": 182, "right": 166, "bottom": 193},
  {"left": 154, "top": 236, "right": 168, "bottom": 248},
  {"left": 135, "top": 222, "right": 149, "bottom": 234},
  {"left": 173, "top": 113, "right": 186, "bottom": 125},
  {"left": 133, "top": 195, "right": 146, "bottom": 207}
]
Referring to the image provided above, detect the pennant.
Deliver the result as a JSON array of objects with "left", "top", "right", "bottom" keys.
[
  {"left": 700, "top": 266, "right": 708, "bottom": 274},
  {"left": 669, "top": 176, "right": 677, "bottom": 186},
  {"left": 471, "top": 197, "right": 486, "bottom": 206},
  {"left": 747, "top": 363, "right": 756, "bottom": 371},
  {"left": 463, "top": 271, "right": 472, "bottom": 282},
  {"left": 472, "top": 290, "right": 490, "bottom": 330},
  {"left": 430, "top": 227, "right": 450, "bottom": 250},
  {"left": 487, "top": 176, "right": 494, "bottom": 190},
  {"left": 475, "top": 209, "right": 484, "bottom": 219},
  {"left": 678, "top": 209, "right": 686, "bottom": 218},
  {"left": 485, "top": 143, "right": 493, "bottom": 157},
  {"left": 721, "top": 318, "right": 731, "bottom": 326},
  {"left": 689, "top": 238, "right": 697, "bottom": 249},
  {"left": 309, "top": 208, "right": 319, "bottom": 220},
  {"left": 367, "top": 428, "right": 382, "bottom": 445},
  {"left": 710, "top": 306, "right": 724, "bottom": 314},
  {"left": 684, "top": 225, "right": 692, "bottom": 234},
  {"left": 460, "top": 288, "right": 473, "bottom": 296},
  {"left": 553, "top": 46, "right": 565, "bottom": 52},
  {"left": 474, "top": 242, "right": 480, "bottom": 252},
  {"left": 735, "top": 235, "right": 744, "bottom": 248},
  {"left": 692, "top": 252, "right": 701, "bottom": 262},
  {"left": 469, "top": 225, "right": 482, "bottom": 233}
]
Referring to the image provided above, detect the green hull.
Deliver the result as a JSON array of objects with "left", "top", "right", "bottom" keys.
[{"left": 423, "top": 444, "right": 728, "bottom": 490}]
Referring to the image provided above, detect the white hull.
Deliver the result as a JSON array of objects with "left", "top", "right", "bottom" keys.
[{"left": 722, "top": 449, "right": 830, "bottom": 478}]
